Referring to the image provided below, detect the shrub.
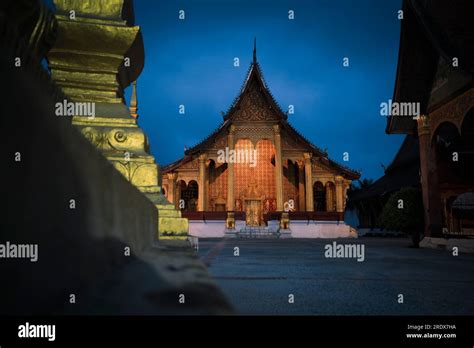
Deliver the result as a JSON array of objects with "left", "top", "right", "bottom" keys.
[{"left": 379, "top": 187, "right": 424, "bottom": 247}]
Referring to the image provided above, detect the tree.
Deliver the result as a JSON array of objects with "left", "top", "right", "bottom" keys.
[
  {"left": 358, "top": 178, "right": 374, "bottom": 190},
  {"left": 347, "top": 178, "right": 378, "bottom": 228},
  {"left": 347, "top": 178, "right": 374, "bottom": 196},
  {"left": 379, "top": 187, "right": 424, "bottom": 247}
]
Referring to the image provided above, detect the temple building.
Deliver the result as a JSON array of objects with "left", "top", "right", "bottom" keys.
[
  {"left": 386, "top": 0, "right": 474, "bottom": 240},
  {"left": 348, "top": 134, "right": 420, "bottom": 234},
  {"left": 162, "top": 42, "right": 360, "bottom": 238}
]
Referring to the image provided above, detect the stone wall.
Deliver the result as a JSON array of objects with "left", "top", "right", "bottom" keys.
[
  {"left": 1, "top": 51, "right": 159, "bottom": 314},
  {"left": 289, "top": 221, "right": 358, "bottom": 238}
]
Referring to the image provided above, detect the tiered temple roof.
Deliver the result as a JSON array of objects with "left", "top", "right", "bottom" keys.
[
  {"left": 387, "top": 0, "right": 474, "bottom": 134},
  {"left": 163, "top": 43, "right": 360, "bottom": 180}
]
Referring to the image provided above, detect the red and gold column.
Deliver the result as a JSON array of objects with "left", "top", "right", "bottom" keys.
[{"left": 417, "top": 115, "right": 443, "bottom": 237}]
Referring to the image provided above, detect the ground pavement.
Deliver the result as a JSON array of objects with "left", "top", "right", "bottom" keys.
[{"left": 197, "top": 237, "right": 474, "bottom": 315}]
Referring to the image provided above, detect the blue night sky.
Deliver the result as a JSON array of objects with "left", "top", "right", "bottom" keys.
[
  {"left": 51, "top": 0, "right": 405, "bottom": 181},
  {"left": 129, "top": 0, "right": 405, "bottom": 181}
]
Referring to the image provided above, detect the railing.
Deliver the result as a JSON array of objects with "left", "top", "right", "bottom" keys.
[
  {"left": 265, "top": 211, "right": 343, "bottom": 223},
  {"left": 289, "top": 211, "right": 344, "bottom": 222},
  {"left": 182, "top": 211, "right": 245, "bottom": 221},
  {"left": 181, "top": 211, "right": 344, "bottom": 222}
]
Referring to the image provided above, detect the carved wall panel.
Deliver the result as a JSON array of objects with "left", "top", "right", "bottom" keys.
[
  {"left": 234, "top": 126, "right": 274, "bottom": 144},
  {"left": 429, "top": 87, "right": 474, "bottom": 138}
]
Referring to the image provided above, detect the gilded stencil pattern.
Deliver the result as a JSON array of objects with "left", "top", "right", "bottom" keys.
[{"left": 234, "top": 139, "right": 276, "bottom": 210}]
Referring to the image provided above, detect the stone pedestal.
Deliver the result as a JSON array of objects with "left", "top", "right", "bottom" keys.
[
  {"left": 279, "top": 212, "right": 292, "bottom": 238},
  {"left": 224, "top": 211, "right": 237, "bottom": 237}
]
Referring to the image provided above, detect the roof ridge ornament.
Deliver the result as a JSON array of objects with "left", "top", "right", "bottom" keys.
[{"left": 253, "top": 37, "right": 257, "bottom": 64}]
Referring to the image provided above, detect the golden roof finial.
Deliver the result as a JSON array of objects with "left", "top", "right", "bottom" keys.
[
  {"left": 129, "top": 80, "right": 138, "bottom": 119},
  {"left": 253, "top": 37, "right": 257, "bottom": 64}
]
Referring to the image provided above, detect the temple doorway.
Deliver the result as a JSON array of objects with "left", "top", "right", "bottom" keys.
[{"left": 179, "top": 180, "right": 198, "bottom": 212}]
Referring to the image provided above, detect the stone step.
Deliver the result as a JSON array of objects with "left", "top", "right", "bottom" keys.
[
  {"left": 158, "top": 216, "right": 188, "bottom": 237},
  {"left": 145, "top": 193, "right": 189, "bottom": 236},
  {"left": 157, "top": 208, "right": 182, "bottom": 217},
  {"left": 236, "top": 232, "right": 279, "bottom": 239},
  {"left": 156, "top": 204, "right": 179, "bottom": 210},
  {"left": 237, "top": 226, "right": 279, "bottom": 238}
]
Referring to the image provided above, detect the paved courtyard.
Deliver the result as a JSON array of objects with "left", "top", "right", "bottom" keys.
[{"left": 197, "top": 237, "right": 474, "bottom": 315}]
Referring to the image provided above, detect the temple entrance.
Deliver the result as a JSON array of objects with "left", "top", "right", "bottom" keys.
[
  {"left": 313, "top": 181, "right": 326, "bottom": 211},
  {"left": 240, "top": 181, "right": 264, "bottom": 226},
  {"left": 178, "top": 180, "right": 198, "bottom": 212},
  {"left": 245, "top": 199, "right": 262, "bottom": 226}
]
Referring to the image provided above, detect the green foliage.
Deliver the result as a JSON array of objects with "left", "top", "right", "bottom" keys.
[
  {"left": 348, "top": 178, "right": 374, "bottom": 195},
  {"left": 357, "top": 178, "right": 374, "bottom": 189},
  {"left": 379, "top": 187, "right": 424, "bottom": 233}
]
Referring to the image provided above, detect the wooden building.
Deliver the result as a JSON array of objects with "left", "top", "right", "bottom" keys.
[
  {"left": 162, "top": 43, "right": 360, "bottom": 236},
  {"left": 386, "top": 0, "right": 474, "bottom": 237}
]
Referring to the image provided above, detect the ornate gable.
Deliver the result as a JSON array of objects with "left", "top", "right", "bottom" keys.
[
  {"left": 224, "top": 41, "right": 287, "bottom": 123},
  {"left": 231, "top": 75, "right": 281, "bottom": 122}
]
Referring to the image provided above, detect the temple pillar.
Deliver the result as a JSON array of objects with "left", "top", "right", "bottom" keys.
[
  {"left": 304, "top": 152, "right": 314, "bottom": 212},
  {"left": 343, "top": 180, "right": 351, "bottom": 211},
  {"left": 297, "top": 161, "right": 305, "bottom": 211},
  {"left": 176, "top": 179, "right": 182, "bottom": 209},
  {"left": 335, "top": 175, "right": 344, "bottom": 213},
  {"left": 417, "top": 115, "right": 443, "bottom": 237},
  {"left": 166, "top": 172, "right": 177, "bottom": 205},
  {"left": 227, "top": 125, "right": 235, "bottom": 211},
  {"left": 273, "top": 125, "right": 284, "bottom": 211},
  {"left": 325, "top": 183, "right": 333, "bottom": 212},
  {"left": 205, "top": 166, "right": 210, "bottom": 210},
  {"left": 198, "top": 154, "right": 207, "bottom": 211}
]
